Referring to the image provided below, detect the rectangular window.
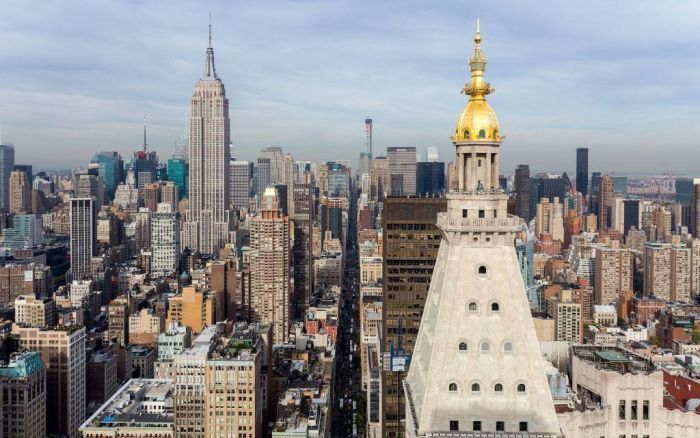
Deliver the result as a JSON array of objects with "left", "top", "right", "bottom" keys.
[
  {"left": 462, "top": 209, "right": 468, "bottom": 218},
  {"left": 496, "top": 421, "right": 505, "bottom": 431},
  {"left": 449, "top": 420, "right": 458, "bottom": 431},
  {"left": 619, "top": 400, "right": 626, "bottom": 420},
  {"left": 631, "top": 400, "right": 638, "bottom": 420},
  {"left": 473, "top": 421, "right": 481, "bottom": 431},
  {"left": 519, "top": 422, "right": 528, "bottom": 432},
  {"left": 478, "top": 209, "right": 485, "bottom": 218},
  {"left": 643, "top": 401, "right": 649, "bottom": 420}
]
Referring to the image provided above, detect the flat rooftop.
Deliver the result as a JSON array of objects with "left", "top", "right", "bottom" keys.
[
  {"left": 573, "top": 345, "right": 655, "bottom": 375},
  {"left": 80, "top": 379, "right": 173, "bottom": 431}
]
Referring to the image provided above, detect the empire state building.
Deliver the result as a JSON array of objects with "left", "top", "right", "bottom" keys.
[{"left": 183, "top": 25, "right": 233, "bottom": 253}]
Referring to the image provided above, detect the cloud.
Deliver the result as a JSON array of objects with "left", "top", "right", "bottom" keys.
[{"left": 0, "top": 0, "right": 699, "bottom": 173}]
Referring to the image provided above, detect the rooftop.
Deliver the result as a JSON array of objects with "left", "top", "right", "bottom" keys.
[{"left": 572, "top": 345, "right": 656, "bottom": 375}]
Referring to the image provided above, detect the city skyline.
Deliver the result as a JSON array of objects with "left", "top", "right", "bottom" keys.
[{"left": 1, "top": 1, "right": 699, "bottom": 172}]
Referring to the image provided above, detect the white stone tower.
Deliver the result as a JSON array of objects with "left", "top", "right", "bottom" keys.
[
  {"left": 404, "top": 21, "right": 561, "bottom": 437},
  {"left": 183, "top": 21, "right": 232, "bottom": 253}
]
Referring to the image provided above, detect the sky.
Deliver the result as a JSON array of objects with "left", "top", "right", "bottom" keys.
[{"left": 1, "top": 0, "right": 699, "bottom": 174}]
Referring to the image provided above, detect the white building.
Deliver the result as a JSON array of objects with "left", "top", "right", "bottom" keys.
[
  {"left": 558, "top": 346, "right": 700, "bottom": 438},
  {"left": 404, "top": 24, "right": 561, "bottom": 437},
  {"left": 151, "top": 203, "right": 180, "bottom": 277}
]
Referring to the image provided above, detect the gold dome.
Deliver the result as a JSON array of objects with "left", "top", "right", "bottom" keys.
[{"left": 454, "top": 20, "right": 502, "bottom": 143}]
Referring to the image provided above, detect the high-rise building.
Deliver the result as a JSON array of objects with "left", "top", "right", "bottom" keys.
[
  {"left": 381, "top": 196, "right": 446, "bottom": 437},
  {"left": 403, "top": 24, "right": 560, "bottom": 437},
  {"left": 70, "top": 197, "right": 96, "bottom": 280},
  {"left": 151, "top": 203, "right": 180, "bottom": 277},
  {"left": 259, "top": 146, "right": 284, "bottom": 184},
  {"left": 15, "top": 295, "right": 55, "bottom": 327},
  {"left": 387, "top": 146, "right": 417, "bottom": 196},
  {"left": 359, "top": 151, "right": 372, "bottom": 179},
  {"left": 91, "top": 152, "right": 123, "bottom": 200},
  {"left": 293, "top": 183, "right": 314, "bottom": 317},
  {"left": 370, "top": 156, "right": 390, "bottom": 201},
  {"left": 15, "top": 325, "right": 86, "bottom": 438},
  {"left": 0, "top": 213, "right": 44, "bottom": 248},
  {"left": 416, "top": 161, "right": 445, "bottom": 196},
  {"left": 167, "top": 157, "right": 189, "bottom": 199},
  {"left": 255, "top": 157, "right": 271, "bottom": 196},
  {"left": 0, "top": 351, "right": 47, "bottom": 438},
  {"left": 643, "top": 242, "right": 692, "bottom": 302},
  {"left": 9, "top": 169, "right": 30, "bottom": 214},
  {"left": 173, "top": 324, "right": 266, "bottom": 437},
  {"left": 0, "top": 143, "right": 15, "bottom": 211},
  {"left": 599, "top": 175, "right": 614, "bottom": 230},
  {"left": 576, "top": 147, "right": 588, "bottom": 196},
  {"left": 546, "top": 289, "right": 582, "bottom": 343},
  {"left": 514, "top": 164, "right": 530, "bottom": 220},
  {"left": 693, "top": 178, "right": 700, "bottom": 238},
  {"left": 249, "top": 187, "right": 290, "bottom": 344},
  {"left": 108, "top": 295, "right": 130, "bottom": 345},
  {"left": 230, "top": 159, "right": 252, "bottom": 209},
  {"left": 160, "top": 181, "right": 179, "bottom": 211},
  {"left": 142, "top": 182, "right": 160, "bottom": 212},
  {"left": 623, "top": 199, "right": 640, "bottom": 235},
  {"left": 535, "top": 197, "right": 564, "bottom": 241},
  {"left": 182, "top": 25, "right": 233, "bottom": 254},
  {"left": 166, "top": 285, "right": 223, "bottom": 335},
  {"left": 594, "top": 247, "right": 634, "bottom": 305}
]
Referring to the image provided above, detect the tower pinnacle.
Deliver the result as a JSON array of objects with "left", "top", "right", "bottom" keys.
[{"left": 204, "top": 15, "right": 218, "bottom": 80}]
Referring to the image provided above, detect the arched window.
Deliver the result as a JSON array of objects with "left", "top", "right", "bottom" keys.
[
  {"left": 458, "top": 342, "right": 468, "bottom": 351},
  {"left": 478, "top": 129, "right": 486, "bottom": 139},
  {"left": 503, "top": 342, "right": 513, "bottom": 354},
  {"left": 493, "top": 129, "right": 499, "bottom": 138},
  {"left": 478, "top": 265, "right": 487, "bottom": 275},
  {"left": 471, "top": 383, "right": 481, "bottom": 393},
  {"left": 517, "top": 383, "right": 527, "bottom": 393},
  {"left": 449, "top": 383, "right": 458, "bottom": 392},
  {"left": 494, "top": 383, "right": 503, "bottom": 392},
  {"left": 480, "top": 341, "right": 490, "bottom": 354},
  {"left": 491, "top": 302, "right": 500, "bottom": 312},
  {"left": 468, "top": 302, "right": 478, "bottom": 312},
  {"left": 464, "top": 129, "right": 470, "bottom": 138}
]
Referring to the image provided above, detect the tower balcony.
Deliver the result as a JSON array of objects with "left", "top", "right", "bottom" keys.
[{"left": 436, "top": 212, "right": 520, "bottom": 233}]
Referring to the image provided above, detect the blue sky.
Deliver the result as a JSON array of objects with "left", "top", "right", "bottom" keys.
[{"left": 1, "top": 0, "right": 699, "bottom": 173}]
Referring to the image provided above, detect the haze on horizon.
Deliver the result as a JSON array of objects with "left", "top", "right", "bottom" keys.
[{"left": 0, "top": 0, "right": 699, "bottom": 174}]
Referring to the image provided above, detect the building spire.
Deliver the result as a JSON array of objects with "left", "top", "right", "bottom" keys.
[
  {"left": 142, "top": 115, "right": 148, "bottom": 152},
  {"left": 204, "top": 14, "right": 218, "bottom": 79},
  {"left": 462, "top": 18, "right": 493, "bottom": 100}
]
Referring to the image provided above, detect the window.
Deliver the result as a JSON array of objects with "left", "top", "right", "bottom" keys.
[
  {"left": 478, "top": 265, "right": 487, "bottom": 275},
  {"left": 643, "top": 401, "right": 649, "bottom": 420},
  {"left": 468, "top": 302, "right": 478, "bottom": 312},
  {"left": 478, "top": 129, "right": 486, "bottom": 139},
  {"left": 473, "top": 421, "right": 482, "bottom": 431},
  {"left": 480, "top": 342, "right": 490, "bottom": 354},
  {"left": 503, "top": 342, "right": 513, "bottom": 354},
  {"left": 619, "top": 400, "right": 626, "bottom": 420},
  {"left": 462, "top": 209, "right": 468, "bottom": 218},
  {"left": 494, "top": 383, "right": 503, "bottom": 393},
  {"left": 478, "top": 209, "right": 485, "bottom": 218},
  {"left": 519, "top": 422, "right": 528, "bottom": 432},
  {"left": 517, "top": 383, "right": 526, "bottom": 393},
  {"left": 464, "top": 129, "right": 470, "bottom": 138},
  {"left": 631, "top": 400, "right": 638, "bottom": 420},
  {"left": 496, "top": 421, "right": 505, "bottom": 431},
  {"left": 471, "top": 383, "right": 481, "bottom": 393},
  {"left": 491, "top": 302, "right": 500, "bottom": 312},
  {"left": 478, "top": 159, "right": 482, "bottom": 167},
  {"left": 448, "top": 383, "right": 458, "bottom": 392},
  {"left": 458, "top": 342, "right": 468, "bottom": 351},
  {"left": 449, "top": 420, "right": 459, "bottom": 431},
  {"left": 493, "top": 209, "right": 497, "bottom": 218}
]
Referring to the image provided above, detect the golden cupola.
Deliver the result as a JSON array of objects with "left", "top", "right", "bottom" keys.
[{"left": 454, "top": 20, "right": 501, "bottom": 143}]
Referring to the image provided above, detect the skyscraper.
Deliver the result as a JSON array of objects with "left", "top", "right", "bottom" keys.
[
  {"left": 259, "top": 146, "right": 284, "bottom": 183},
  {"left": 91, "top": 152, "right": 123, "bottom": 200},
  {"left": 387, "top": 146, "right": 417, "bottom": 195},
  {"left": 381, "top": 196, "right": 446, "bottom": 437},
  {"left": 9, "top": 169, "right": 30, "bottom": 214},
  {"left": 0, "top": 143, "right": 15, "bottom": 211},
  {"left": 151, "top": 203, "right": 180, "bottom": 277},
  {"left": 370, "top": 156, "right": 390, "bottom": 201},
  {"left": 576, "top": 147, "right": 588, "bottom": 196},
  {"left": 693, "top": 178, "right": 700, "bottom": 237},
  {"left": 293, "top": 183, "right": 314, "bottom": 317},
  {"left": 0, "top": 351, "right": 47, "bottom": 438},
  {"left": 182, "top": 24, "right": 233, "bottom": 254},
  {"left": 404, "top": 23, "right": 560, "bottom": 437},
  {"left": 514, "top": 164, "right": 530, "bottom": 220},
  {"left": 70, "top": 197, "right": 96, "bottom": 280},
  {"left": 599, "top": 175, "right": 614, "bottom": 230},
  {"left": 167, "top": 157, "right": 189, "bottom": 199},
  {"left": 594, "top": 247, "right": 633, "bottom": 305},
  {"left": 249, "top": 187, "right": 291, "bottom": 344},
  {"left": 416, "top": 161, "right": 445, "bottom": 196},
  {"left": 230, "top": 159, "right": 252, "bottom": 209}
]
